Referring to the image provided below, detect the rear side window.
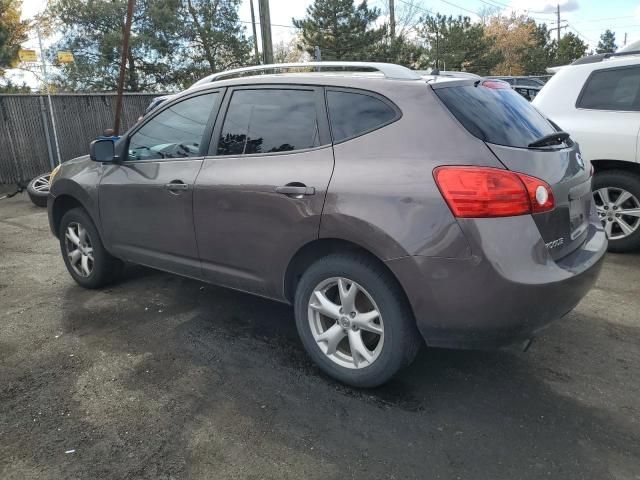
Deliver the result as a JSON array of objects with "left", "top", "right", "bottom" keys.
[
  {"left": 217, "top": 89, "right": 320, "bottom": 155},
  {"left": 327, "top": 90, "right": 397, "bottom": 142},
  {"left": 434, "top": 84, "right": 557, "bottom": 148},
  {"left": 577, "top": 67, "right": 640, "bottom": 111}
]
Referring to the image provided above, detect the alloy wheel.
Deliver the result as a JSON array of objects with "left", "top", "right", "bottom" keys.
[
  {"left": 31, "top": 174, "right": 50, "bottom": 193},
  {"left": 593, "top": 187, "right": 640, "bottom": 240},
  {"left": 64, "top": 222, "right": 94, "bottom": 277},
  {"left": 307, "top": 277, "right": 384, "bottom": 369}
]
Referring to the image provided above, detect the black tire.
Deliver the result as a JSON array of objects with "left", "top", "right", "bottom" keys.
[
  {"left": 58, "top": 207, "right": 124, "bottom": 288},
  {"left": 27, "top": 173, "right": 50, "bottom": 207},
  {"left": 593, "top": 170, "right": 640, "bottom": 253},
  {"left": 294, "top": 253, "right": 422, "bottom": 388}
]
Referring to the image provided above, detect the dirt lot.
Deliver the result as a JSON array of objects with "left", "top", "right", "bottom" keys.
[{"left": 0, "top": 193, "right": 639, "bottom": 480}]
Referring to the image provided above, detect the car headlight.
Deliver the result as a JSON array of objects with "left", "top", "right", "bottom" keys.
[{"left": 49, "top": 164, "right": 61, "bottom": 185}]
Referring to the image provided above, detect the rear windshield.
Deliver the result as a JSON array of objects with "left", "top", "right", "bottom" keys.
[{"left": 434, "top": 83, "right": 558, "bottom": 148}]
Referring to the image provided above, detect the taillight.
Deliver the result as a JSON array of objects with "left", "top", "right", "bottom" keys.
[
  {"left": 481, "top": 79, "right": 510, "bottom": 89},
  {"left": 433, "top": 166, "right": 555, "bottom": 218}
]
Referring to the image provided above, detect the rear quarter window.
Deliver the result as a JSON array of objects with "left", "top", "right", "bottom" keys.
[
  {"left": 434, "top": 83, "right": 558, "bottom": 148},
  {"left": 326, "top": 90, "right": 398, "bottom": 143},
  {"left": 577, "top": 66, "right": 640, "bottom": 111}
]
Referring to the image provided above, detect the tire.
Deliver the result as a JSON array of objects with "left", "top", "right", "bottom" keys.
[
  {"left": 58, "top": 207, "right": 124, "bottom": 288},
  {"left": 294, "top": 253, "right": 422, "bottom": 388},
  {"left": 27, "top": 173, "right": 50, "bottom": 207},
  {"left": 593, "top": 170, "right": 640, "bottom": 253}
]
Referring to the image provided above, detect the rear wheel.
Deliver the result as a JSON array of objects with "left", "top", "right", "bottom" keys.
[
  {"left": 294, "top": 253, "right": 422, "bottom": 388},
  {"left": 59, "top": 208, "right": 123, "bottom": 288},
  {"left": 593, "top": 170, "right": 640, "bottom": 252}
]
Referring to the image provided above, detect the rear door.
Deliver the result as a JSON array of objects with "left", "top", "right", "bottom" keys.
[
  {"left": 433, "top": 80, "right": 592, "bottom": 260},
  {"left": 100, "top": 91, "right": 222, "bottom": 277},
  {"left": 193, "top": 86, "right": 334, "bottom": 298}
]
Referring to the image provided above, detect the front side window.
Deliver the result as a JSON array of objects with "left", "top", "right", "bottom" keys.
[
  {"left": 327, "top": 90, "right": 398, "bottom": 142},
  {"left": 578, "top": 67, "right": 640, "bottom": 111},
  {"left": 217, "top": 89, "right": 320, "bottom": 155},
  {"left": 128, "top": 92, "right": 219, "bottom": 161}
]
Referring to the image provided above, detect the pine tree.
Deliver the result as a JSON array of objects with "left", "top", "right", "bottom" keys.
[
  {"left": 554, "top": 32, "right": 588, "bottom": 66},
  {"left": 596, "top": 29, "right": 617, "bottom": 54},
  {"left": 293, "top": 0, "right": 386, "bottom": 61}
]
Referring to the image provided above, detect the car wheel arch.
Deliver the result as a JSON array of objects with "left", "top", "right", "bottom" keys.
[
  {"left": 592, "top": 159, "right": 640, "bottom": 175},
  {"left": 282, "top": 238, "right": 413, "bottom": 313},
  {"left": 51, "top": 195, "right": 91, "bottom": 238}
]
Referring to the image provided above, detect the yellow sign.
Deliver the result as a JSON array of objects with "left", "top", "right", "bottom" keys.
[
  {"left": 18, "top": 49, "right": 37, "bottom": 62},
  {"left": 57, "top": 51, "right": 74, "bottom": 63}
]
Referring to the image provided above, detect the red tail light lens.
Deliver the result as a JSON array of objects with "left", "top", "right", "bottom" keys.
[
  {"left": 481, "top": 79, "right": 510, "bottom": 89},
  {"left": 433, "top": 166, "right": 555, "bottom": 218}
]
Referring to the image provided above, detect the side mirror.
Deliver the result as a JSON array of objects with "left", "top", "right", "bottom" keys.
[{"left": 90, "top": 139, "right": 116, "bottom": 162}]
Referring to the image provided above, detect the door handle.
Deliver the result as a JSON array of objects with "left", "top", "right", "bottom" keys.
[
  {"left": 275, "top": 185, "right": 315, "bottom": 196},
  {"left": 164, "top": 181, "right": 190, "bottom": 192}
]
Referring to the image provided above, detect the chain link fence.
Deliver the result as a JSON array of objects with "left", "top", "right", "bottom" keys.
[{"left": 0, "top": 93, "right": 158, "bottom": 184}]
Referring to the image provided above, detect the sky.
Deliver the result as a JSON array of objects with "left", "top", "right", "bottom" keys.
[{"left": 9, "top": 0, "right": 640, "bottom": 87}]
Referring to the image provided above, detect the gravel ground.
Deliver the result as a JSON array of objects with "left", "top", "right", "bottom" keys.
[{"left": 1, "top": 193, "right": 639, "bottom": 480}]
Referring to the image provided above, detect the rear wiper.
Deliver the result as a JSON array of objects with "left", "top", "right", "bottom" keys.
[{"left": 528, "top": 131, "right": 570, "bottom": 148}]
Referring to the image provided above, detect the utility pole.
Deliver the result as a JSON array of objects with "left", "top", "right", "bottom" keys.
[
  {"left": 435, "top": 27, "right": 439, "bottom": 71},
  {"left": 389, "top": 0, "right": 395, "bottom": 39},
  {"left": 258, "top": 0, "right": 273, "bottom": 64},
  {"left": 35, "top": 18, "right": 62, "bottom": 166},
  {"left": 114, "top": 0, "right": 135, "bottom": 135},
  {"left": 623, "top": 32, "right": 627, "bottom": 46},
  {"left": 549, "top": 4, "right": 567, "bottom": 46},
  {"left": 249, "top": 0, "right": 260, "bottom": 63},
  {"left": 556, "top": 4, "right": 560, "bottom": 44}
]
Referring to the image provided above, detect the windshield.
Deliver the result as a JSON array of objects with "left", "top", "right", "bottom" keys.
[{"left": 434, "top": 83, "right": 559, "bottom": 148}]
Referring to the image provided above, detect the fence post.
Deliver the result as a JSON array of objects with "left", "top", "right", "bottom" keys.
[{"left": 38, "top": 95, "right": 56, "bottom": 170}]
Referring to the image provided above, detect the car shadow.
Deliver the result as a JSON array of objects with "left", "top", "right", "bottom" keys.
[{"left": 52, "top": 265, "right": 640, "bottom": 479}]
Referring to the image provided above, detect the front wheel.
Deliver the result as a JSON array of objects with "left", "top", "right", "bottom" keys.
[
  {"left": 59, "top": 208, "right": 123, "bottom": 288},
  {"left": 294, "top": 253, "right": 422, "bottom": 388},
  {"left": 593, "top": 170, "right": 640, "bottom": 252}
]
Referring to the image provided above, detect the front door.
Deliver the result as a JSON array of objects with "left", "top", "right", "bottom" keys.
[
  {"left": 194, "top": 86, "right": 334, "bottom": 298},
  {"left": 99, "top": 91, "right": 222, "bottom": 277}
]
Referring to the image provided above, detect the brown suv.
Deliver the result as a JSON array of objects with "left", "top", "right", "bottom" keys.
[{"left": 48, "top": 62, "right": 607, "bottom": 387}]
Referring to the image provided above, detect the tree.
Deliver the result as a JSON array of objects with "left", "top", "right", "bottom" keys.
[
  {"left": 48, "top": 0, "right": 251, "bottom": 92},
  {"left": 418, "top": 14, "right": 500, "bottom": 75},
  {"left": 0, "top": 78, "right": 29, "bottom": 92},
  {"left": 293, "top": 0, "right": 386, "bottom": 61},
  {"left": 273, "top": 36, "right": 309, "bottom": 63},
  {"left": 181, "top": 0, "right": 253, "bottom": 85},
  {"left": 484, "top": 14, "right": 536, "bottom": 76},
  {"left": 596, "top": 29, "right": 617, "bottom": 54},
  {"left": 554, "top": 32, "right": 587, "bottom": 65},
  {"left": 521, "top": 22, "right": 555, "bottom": 75},
  {"left": 0, "top": 0, "right": 28, "bottom": 73},
  {"left": 373, "top": 34, "right": 425, "bottom": 67}
]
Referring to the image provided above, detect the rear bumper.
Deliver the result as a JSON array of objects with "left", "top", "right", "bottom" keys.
[{"left": 385, "top": 215, "right": 607, "bottom": 349}]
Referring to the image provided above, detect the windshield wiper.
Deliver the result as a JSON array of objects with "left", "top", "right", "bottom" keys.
[{"left": 528, "top": 131, "right": 570, "bottom": 148}]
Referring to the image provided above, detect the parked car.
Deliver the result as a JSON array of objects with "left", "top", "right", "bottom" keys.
[
  {"left": 533, "top": 50, "right": 640, "bottom": 252},
  {"left": 47, "top": 62, "right": 606, "bottom": 387},
  {"left": 488, "top": 76, "right": 546, "bottom": 88}
]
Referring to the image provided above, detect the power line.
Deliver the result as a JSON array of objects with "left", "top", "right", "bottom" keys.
[{"left": 566, "top": 23, "right": 596, "bottom": 44}]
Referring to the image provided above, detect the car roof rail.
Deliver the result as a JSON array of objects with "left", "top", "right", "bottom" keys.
[
  {"left": 571, "top": 50, "right": 640, "bottom": 65},
  {"left": 190, "top": 62, "right": 422, "bottom": 87}
]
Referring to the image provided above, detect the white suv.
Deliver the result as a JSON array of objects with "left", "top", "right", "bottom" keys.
[{"left": 533, "top": 51, "right": 640, "bottom": 252}]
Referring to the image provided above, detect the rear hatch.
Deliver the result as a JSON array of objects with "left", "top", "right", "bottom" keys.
[{"left": 432, "top": 79, "right": 592, "bottom": 260}]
